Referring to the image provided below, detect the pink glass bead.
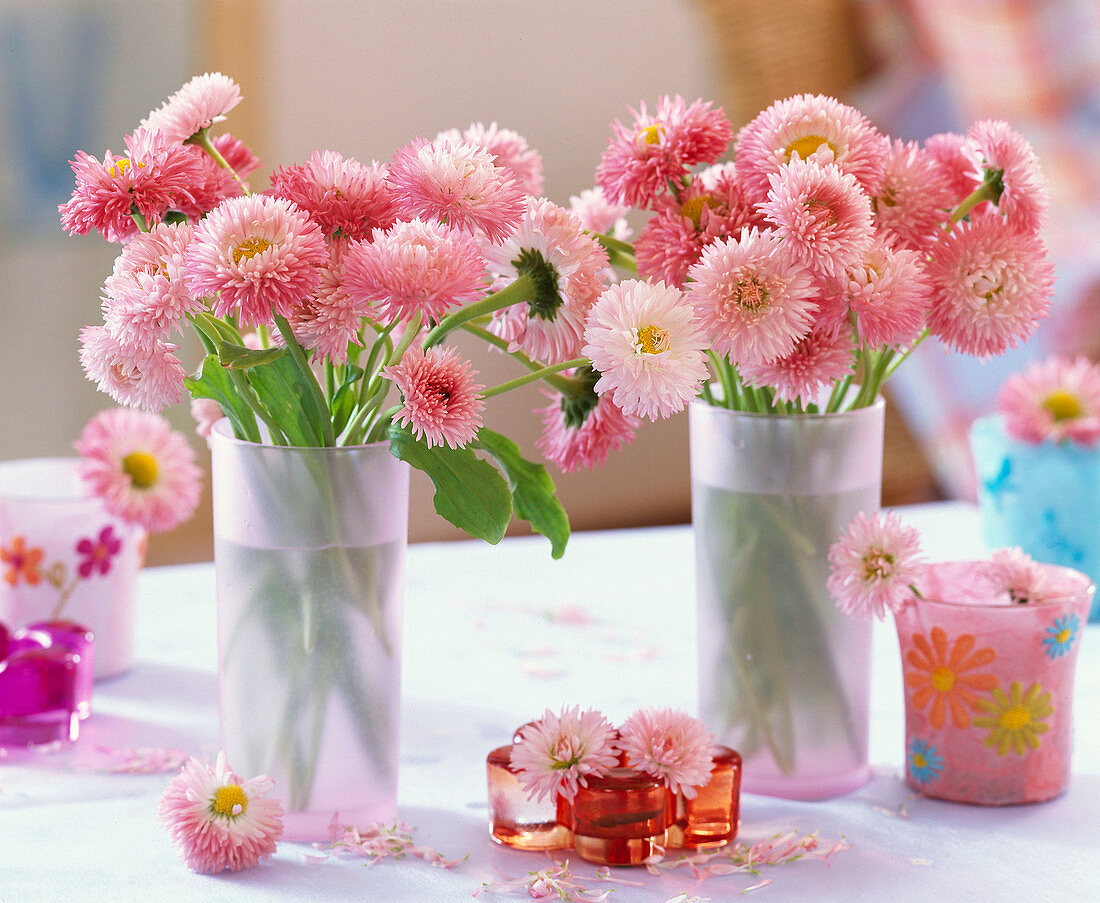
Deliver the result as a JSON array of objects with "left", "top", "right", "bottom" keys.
[
  {"left": 666, "top": 745, "right": 742, "bottom": 850},
  {"left": 570, "top": 767, "right": 669, "bottom": 866},
  {"left": 486, "top": 744, "right": 573, "bottom": 850}
]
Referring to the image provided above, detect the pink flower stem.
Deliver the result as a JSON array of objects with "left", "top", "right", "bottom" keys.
[
  {"left": 592, "top": 232, "right": 638, "bottom": 275},
  {"left": 188, "top": 127, "right": 249, "bottom": 192},
  {"left": 948, "top": 179, "right": 998, "bottom": 225},
  {"left": 481, "top": 358, "right": 589, "bottom": 399},
  {"left": 422, "top": 273, "right": 536, "bottom": 348},
  {"left": 461, "top": 323, "right": 582, "bottom": 395}
]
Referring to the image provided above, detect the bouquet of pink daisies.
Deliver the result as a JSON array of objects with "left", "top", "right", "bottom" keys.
[{"left": 585, "top": 93, "right": 1054, "bottom": 412}]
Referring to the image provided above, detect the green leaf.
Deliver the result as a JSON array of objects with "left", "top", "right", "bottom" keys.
[
  {"left": 218, "top": 342, "right": 288, "bottom": 370},
  {"left": 386, "top": 425, "right": 512, "bottom": 544},
  {"left": 245, "top": 354, "right": 328, "bottom": 446},
  {"left": 473, "top": 428, "right": 571, "bottom": 558},
  {"left": 331, "top": 366, "right": 365, "bottom": 438},
  {"left": 184, "top": 354, "right": 259, "bottom": 441}
]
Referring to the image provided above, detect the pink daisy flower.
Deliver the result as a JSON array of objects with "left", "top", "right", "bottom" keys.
[
  {"left": 59, "top": 127, "right": 203, "bottom": 243},
  {"left": 924, "top": 132, "right": 983, "bottom": 207},
  {"left": 75, "top": 407, "right": 202, "bottom": 534},
  {"left": 760, "top": 155, "right": 876, "bottom": 281},
  {"left": 536, "top": 375, "right": 640, "bottom": 472},
  {"left": 618, "top": 707, "right": 716, "bottom": 798},
  {"left": 179, "top": 134, "right": 260, "bottom": 219},
  {"left": 686, "top": 227, "right": 818, "bottom": 367},
  {"left": 981, "top": 547, "right": 1063, "bottom": 605},
  {"left": 383, "top": 345, "right": 485, "bottom": 449},
  {"left": 827, "top": 510, "right": 926, "bottom": 619},
  {"left": 156, "top": 751, "right": 283, "bottom": 874},
  {"left": 485, "top": 197, "right": 609, "bottom": 364},
  {"left": 190, "top": 397, "right": 225, "bottom": 442},
  {"left": 968, "top": 120, "right": 1049, "bottom": 234},
  {"left": 183, "top": 194, "right": 328, "bottom": 326},
  {"left": 79, "top": 325, "right": 186, "bottom": 412},
  {"left": 739, "top": 324, "right": 855, "bottom": 404},
  {"left": 595, "top": 95, "right": 734, "bottom": 208},
  {"left": 874, "top": 139, "right": 958, "bottom": 252},
  {"left": 734, "top": 93, "right": 888, "bottom": 205},
  {"left": 583, "top": 279, "right": 709, "bottom": 420},
  {"left": 269, "top": 150, "right": 399, "bottom": 244},
  {"left": 103, "top": 222, "right": 199, "bottom": 345},
  {"left": 510, "top": 705, "right": 619, "bottom": 803},
  {"left": 925, "top": 215, "right": 1054, "bottom": 358},
  {"left": 287, "top": 256, "right": 368, "bottom": 364},
  {"left": 141, "top": 72, "right": 243, "bottom": 143},
  {"left": 818, "top": 239, "right": 931, "bottom": 348},
  {"left": 341, "top": 218, "right": 486, "bottom": 324},
  {"left": 568, "top": 186, "right": 632, "bottom": 238},
  {"left": 436, "top": 122, "right": 544, "bottom": 196},
  {"left": 387, "top": 138, "right": 525, "bottom": 244},
  {"left": 996, "top": 355, "right": 1100, "bottom": 446}
]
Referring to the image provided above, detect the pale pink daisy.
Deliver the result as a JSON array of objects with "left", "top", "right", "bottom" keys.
[
  {"left": 617, "top": 707, "right": 716, "bottom": 798},
  {"left": 341, "top": 218, "right": 486, "bottom": 324},
  {"left": 183, "top": 194, "right": 328, "bottom": 326},
  {"left": 75, "top": 407, "right": 202, "bottom": 534},
  {"left": 583, "top": 279, "right": 709, "bottom": 420},
  {"left": 739, "top": 324, "right": 855, "bottom": 404},
  {"left": 874, "top": 139, "right": 958, "bottom": 252},
  {"left": 387, "top": 138, "right": 525, "bottom": 243},
  {"left": 383, "top": 345, "right": 485, "bottom": 449},
  {"left": 536, "top": 379, "right": 640, "bottom": 472},
  {"left": 924, "top": 132, "right": 982, "bottom": 207},
  {"left": 510, "top": 705, "right": 619, "bottom": 803},
  {"left": 156, "top": 751, "right": 283, "bottom": 874},
  {"left": 819, "top": 239, "right": 931, "bottom": 348},
  {"left": 190, "top": 397, "right": 225, "bottom": 442},
  {"left": 827, "top": 510, "right": 926, "bottom": 619},
  {"left": 59, "top": 127, "right": 203, "bottom": 243},
  {"left": 996, "top": 355, "right": 1100, "bottom": 446},
  {"left": 595, "top": 95, "right": 734, "bottom": 208},
  {"left": 981, "top": 547, "right": 1061, "bottom": 605},
  {"left": 686, "top": 227, "right": 818, "bottom": 367},
  {"left": 968, "top": 120, "right": 1049, "bottom": 234},
  {"left": 102, "top": 222, "right": 198, "bottom": 345},
  {"left": 568, "top": 186, "right": 632, "bottom": 238},
  {"left": 436, "top": 122, "right": 544, "bottom": 196},
  {"left": 178, "top": 133, "right": 260, "bottom": 219},
  {"left": 760, "top": 155, "right": 875, "bottom": 281},
  {"left": 269, "top": 150, "right": 399, "bottom": 243},
  {"left": 925, "top": 215, "right": 1054, "bottom": 358},
  {"left": 734, "top": 93, "right": 888, "bottom": 205},
  {"left": 79, "top": 325, "right": 186, "bottom": 412},
  {"left": 141, "top": 72, "right": 243, "bottom": 143},
  {"left": 485, "top": 197, "right": 609, "bottom": 364}
]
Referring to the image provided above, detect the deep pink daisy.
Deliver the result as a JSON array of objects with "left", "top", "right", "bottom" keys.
[
  {"left": 383, "top": 345, "right": 485, "bottom": 449},
  {"left": 828, "top": 510, "right": 926, "bottom": 619},
  {"left": 734, "top": 93, "right": 888, "bottom": 205},
  {"left": 387, "top": 138, "right": 525, "bottom": 244},
  {"left": 874, "top": 139, "right": 958, "bottom": 252},
  {"left": 103, "top": 222, "right": 199, "bottom": 345},
  {"left": 287, "top": 256, "right": 369, "bottom": 364},
  {"left": 925, "top": 215, "right": 1054, "bottom": 358},
  {"left": 760, "top": 155, "right": 876, "bottom": 281},
  {"left": 75, "top": 406, "right": 202, "bottom": 534},
  {"left": 996, "top": 355, "right": 1100, "bottom": 446},
  {"left": 618, "top": 707, "right": 716, "bottom": 798},
  {"left": 79, "top": 325, "right": 186, "bottom": 412},
  {"left": 739, "top": 323, "right": 855, "bottom": 404},
  {"left": 176, "top": 134, "right": 259, "bottom": 220},
  {"left": 568, "top": 186, "right": 632, "bottom": 238},
  {"left": 269, "top": 150, "right": 399, "bottom": 243},
  {"left": 968, "top": 120, "right": 1049, "bottom": 234},
  {"left": 156, "top": 751, "right": 283, "bottom": 874},
  {"left": 341, "top": 217, "right": 486, "bottom": 324},
  {"left": 485, "top": 197, "right": 609, "bottom": 364},
  {"left": 510, "top": 706, "right": 619, "bottom": 803},
  {"left": 436, "top": 122, "right": 544, "bottom": 196},
  {"left": 686, "top": 227, "right": 818, "bottom": 367},
  {"left": 536, "top": 379, "right": 640, "bottom": 472},
  {"left": 59, "top": 127, "right": 203, "bottom": 243},
  {"left": 142, "top": 72, "right": 243, "bottom": 143},
  {"left": 583, "top": 279, "right": 709, "bottom": 420},
  {"left": 183, "top": 194, "right": 328, "bottom": 326}
]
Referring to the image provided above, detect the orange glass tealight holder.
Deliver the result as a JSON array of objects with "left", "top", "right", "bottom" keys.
[
  {"left": 666, "top": 745, "right": 742, "bottom": 849},
  {"left": 486, "top": 745, "right": 573, "bottom": 851},
  {"left": 569, "top": 767, "right": 669, "bottom": 866}
]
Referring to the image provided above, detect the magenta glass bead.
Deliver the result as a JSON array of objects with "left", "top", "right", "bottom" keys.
[{"left": 25, "top": 621, "right": 95, "bottom": 719}]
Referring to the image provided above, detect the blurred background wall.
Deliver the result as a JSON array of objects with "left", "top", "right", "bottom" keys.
[{"left": 3, "top": 0, "right": 1096, "bottom": 565}]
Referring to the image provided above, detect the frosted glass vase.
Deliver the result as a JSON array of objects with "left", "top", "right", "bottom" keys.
[
  {"left": 690, "top": 400, "right": 883, "bottom": 800},
  {"left": 211, "top": 420, "right": 409, "bottom": 841}
]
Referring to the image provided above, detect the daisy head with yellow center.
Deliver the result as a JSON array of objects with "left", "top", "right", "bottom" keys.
[{"left": 995, "top": 355, "right": 1100, "bottom": 446}]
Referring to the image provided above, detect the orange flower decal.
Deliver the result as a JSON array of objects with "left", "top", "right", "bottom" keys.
[
  {"left": 904, "top": 627, "right": 997, "bottom": 729},
  {"left": 0, "top": 535, "right": 45, "bottom": 587}
]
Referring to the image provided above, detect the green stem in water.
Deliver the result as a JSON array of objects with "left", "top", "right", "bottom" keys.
[{"left": 423, "top": 274, "right": 535, "bottom": 348}]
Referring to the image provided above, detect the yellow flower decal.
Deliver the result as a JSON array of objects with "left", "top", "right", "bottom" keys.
[{"left": 973, "top": 681, "right": 1053, "bottom": 756}]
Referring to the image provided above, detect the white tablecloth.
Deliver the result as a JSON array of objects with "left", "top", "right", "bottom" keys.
[{"left": 1, "top": 502, "right": 1096, "bottom": 901}]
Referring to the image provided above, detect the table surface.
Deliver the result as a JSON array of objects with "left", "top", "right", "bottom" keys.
[{"left": 1, "top": 501, "right": 1096, "bottom": 902}]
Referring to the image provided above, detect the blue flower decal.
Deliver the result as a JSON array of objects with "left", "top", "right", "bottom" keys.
[
  {"left": 907, "top": 738, "right": 944, "bottom": 785},
  {"left": 1042, "top": 613, "right": 1081, "bottom": 659}
]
